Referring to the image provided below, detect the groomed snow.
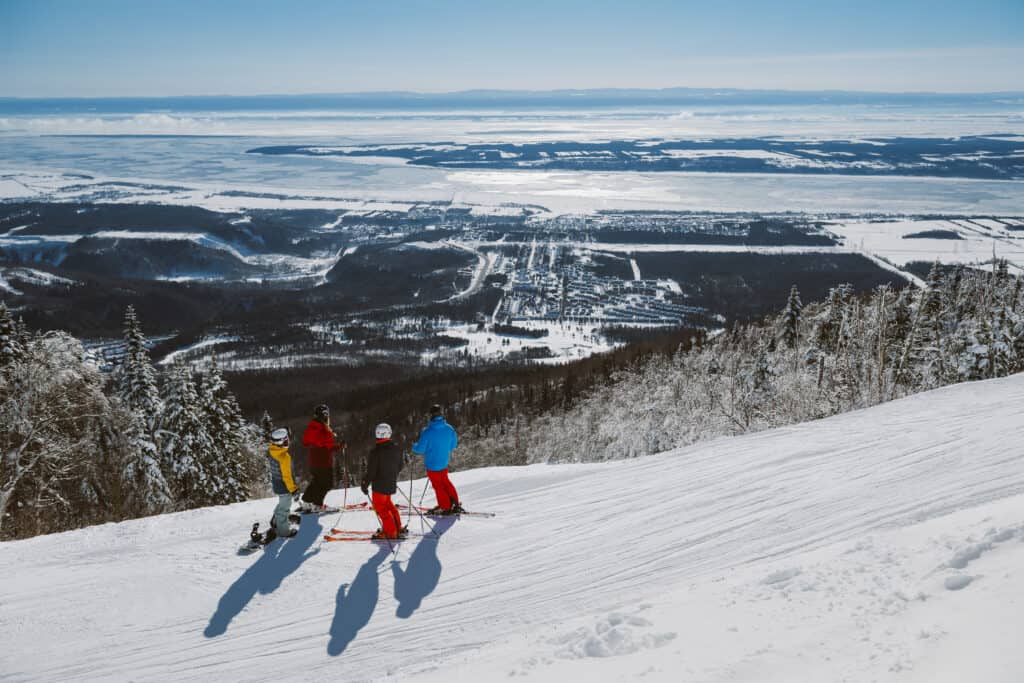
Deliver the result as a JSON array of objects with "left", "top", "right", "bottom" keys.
[{"left": 1, "top": 375, "right": 1023, "bottom": 681}]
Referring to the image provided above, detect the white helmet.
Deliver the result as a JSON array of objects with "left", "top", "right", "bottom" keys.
[
  {"left": 375, "top": 423, "right": 392, "bottom": 440},
  {"left": 270, "top": 427, "right": 289, "bottom": 446}
]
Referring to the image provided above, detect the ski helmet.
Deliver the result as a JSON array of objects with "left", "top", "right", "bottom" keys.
[
  {"left": 429, "top": 403, "right": 443, "bottom": 417},
  {"left": 270, "top": 427, "right": 289, "bottom": 446},
  {"left": 314, "top": 404, "right": 329, "bottom": 421},
  {"left": 375, "top": 423, "right": 392, "bottom": 440}
]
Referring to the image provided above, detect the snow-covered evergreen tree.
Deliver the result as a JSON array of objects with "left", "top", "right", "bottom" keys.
[
  {"left": 780, "top": 285, "right": 802, "bottom": 350},
  {"left": 260, "top": 411, "right": 274, "bottom": 442},
  {"left": 159, "top": 364, "right": 216, "bottom": 507},
  {"left": 194, "top": 356, "right": 250, "bottom": 504},
  {"left": 114, "top": 306, "right": 172, "bottom": 514},
  {"left": 117, "top": 306, "right": 162, "bottom": 430},
  {"left": 815, "top": 285, "right": 850, "bottom": 355},
  {"left": 0, "top": 302, "right": 24, "bottom": 370},
  {"left": 14, "top": 316, "right": 30, "bottom": 350},
  {"left": 116, "top": 402, "right": 173, "bottom": 515}
]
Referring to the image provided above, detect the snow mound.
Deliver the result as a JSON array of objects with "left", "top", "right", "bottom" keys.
[
  {"left": 944, "top": 574, "right": 974, "bottom": 591},
  {"left": 552, "top": 609, "right": 676, "bottom": 659},
  {"left": 762, "top": 567, "right": 802, "bottom": 586}
]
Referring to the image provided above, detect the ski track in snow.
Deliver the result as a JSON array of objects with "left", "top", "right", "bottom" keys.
[{"left": 1, "top": 376, "right": 1023, "bottom": 681}]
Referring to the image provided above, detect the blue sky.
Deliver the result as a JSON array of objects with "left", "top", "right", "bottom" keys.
[{"left": 1, "top": 0, "right": 1022, "bottom": 97}]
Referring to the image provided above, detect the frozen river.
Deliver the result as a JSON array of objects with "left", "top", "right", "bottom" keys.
[{"left": 2, "top": 101, "right": 1023, "bottom": 214}]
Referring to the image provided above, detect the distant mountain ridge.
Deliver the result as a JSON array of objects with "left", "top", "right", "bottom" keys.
[{"left": 2, "top": 87, "right": 1023, "bottom": 113}]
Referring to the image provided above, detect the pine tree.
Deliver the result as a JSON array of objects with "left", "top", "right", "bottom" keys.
[
  {"left": 117, "top": 306, "right": 162, "bottom": 430},
  {"left": 815, "top": 285, "right": 850, "bottom": 354},
  {"left": 0, "top": 302, "right": 24, "bottom": 370},
  {"left": 113, "top": 306, "right": 173, "bottom": 512},
  {"left": 260, "top": 411, "right": 274, "bottom": 442},
  {"left": 159, "top": 364, "right": 216, "bottom": 506},
  {"left": 119, "top": 404, "right": 173, "bottom": 515},
  {"left": 14, "top": 316, "right": 31, "bottom": 356},
  {"left": 195, "top": 356, "right": 249, "bottom": 503},
  {"left": 780, "top": 285, "right": 802, "bottom": 349},
  {"left": 904, "top": 262, "right": 947, "bottom": 389}
]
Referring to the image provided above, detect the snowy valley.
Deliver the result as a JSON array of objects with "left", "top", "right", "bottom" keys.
[{"left": 2, "top": 374, "right": 1021, "bottom": 682}]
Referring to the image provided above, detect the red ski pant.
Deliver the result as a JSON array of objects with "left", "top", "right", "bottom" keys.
[
  {"left": 427, "top": 469, "right": 459, "bottom": 509},
  {"left": 372, "top": 491, "right": 402, "bottom": 538}
]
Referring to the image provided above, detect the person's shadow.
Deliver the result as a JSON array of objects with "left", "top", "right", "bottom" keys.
[
  {"left": 327, "top": 544, "right": 391, "bottom": 656},
  {"left": 391, "top": 516, "right": 456, "bottom": 619},
  {"left": 204, "top": 518, "right": 322, "bottom": 638}
]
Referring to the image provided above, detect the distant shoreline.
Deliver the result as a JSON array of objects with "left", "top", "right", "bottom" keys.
[{"left": 2, "top": 87, "right": 1023, "bottom": 114}]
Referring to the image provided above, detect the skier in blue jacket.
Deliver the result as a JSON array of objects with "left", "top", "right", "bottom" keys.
[{"left": 411, "top": 404, "right": 463, "bottom": 515}]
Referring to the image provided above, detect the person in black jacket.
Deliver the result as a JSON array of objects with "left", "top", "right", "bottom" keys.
[{"left": 361, "top": 423, "right": 406, "bottom": 539}]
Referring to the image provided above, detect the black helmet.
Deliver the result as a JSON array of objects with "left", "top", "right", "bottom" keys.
[
  {"left": 429, "top": 403, "right": 442, "bottom": 417},
  {"left": 314, "top": 404, "right": 329, "bottom": 421}
]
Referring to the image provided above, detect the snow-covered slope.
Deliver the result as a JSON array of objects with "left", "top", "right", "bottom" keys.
[{"left": 2, "top": 376, "right": 1023, "bottom": 682}]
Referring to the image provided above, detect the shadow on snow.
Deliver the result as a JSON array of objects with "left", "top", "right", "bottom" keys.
[
  {"left": 204, "top": 518, "right": 322, "bottom": 638},
  {"left": 392, "top": 516, "right": 456, "bottom": 619},
  {"left": 327, "top": 544, "right": 391, "bottom": 656},
  {"left": 327, "top": 515, "right": 456, "bottom": 655}
]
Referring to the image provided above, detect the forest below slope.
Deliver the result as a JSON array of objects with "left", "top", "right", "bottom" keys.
[{"left": 1, "top": 259, "right": 1021, "bottom": 540}]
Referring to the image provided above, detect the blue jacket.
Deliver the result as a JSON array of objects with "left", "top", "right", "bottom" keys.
[{"left": 411, "top": 416, "right": 458, "bottom": 471}]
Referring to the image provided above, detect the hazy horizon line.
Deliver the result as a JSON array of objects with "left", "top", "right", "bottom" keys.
[{"left": 3, "top": 86, "right": 1024, "bottom": 102}]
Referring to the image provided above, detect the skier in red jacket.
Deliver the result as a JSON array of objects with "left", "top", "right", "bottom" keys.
[{"left": 300, "top": 403, "right": 345, "bottom": 512}]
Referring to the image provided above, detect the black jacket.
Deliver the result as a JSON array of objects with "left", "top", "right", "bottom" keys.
[{"left": 363, "top": 439, "right": 404, "bottom": 495}]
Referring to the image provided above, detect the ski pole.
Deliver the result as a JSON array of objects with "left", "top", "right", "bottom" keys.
[
  {"left": 408, "top": 450, "right": 413, "bottom": 520},
  {"left": 418, "top": 471, "right": 430, "bottom": 507},
  {"left": 317, "top": 462, "right": 348, "bottom": 552},
  {"left": 336, "top": 459, "right": 349, "bottom": 524},
  {"left": 397, "top": 483, "right": 437, "bottom": 537}
]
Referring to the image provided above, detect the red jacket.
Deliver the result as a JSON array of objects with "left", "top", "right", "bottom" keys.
[{"left": 303, "top": 419, "right": 339, "bottom": 469}]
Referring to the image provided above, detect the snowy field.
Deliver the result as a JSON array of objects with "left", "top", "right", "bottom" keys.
[
  {"left": 1, "top": 375, "right": 1022, "bottom": 682},
  {"left": 425, "top": 321, "right": 618, "bottom": 364},
  {"left": 827, "top": 218, "right": 1024, "bottom": 274}
]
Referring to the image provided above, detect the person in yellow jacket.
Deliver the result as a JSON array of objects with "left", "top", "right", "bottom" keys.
[{"left": 267, "top": 428, "right": 300, "bottom": 540}]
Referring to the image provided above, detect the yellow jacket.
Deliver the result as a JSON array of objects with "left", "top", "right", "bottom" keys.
[{"left": 268, "top": 444, "right": 297, "bottom": 494}]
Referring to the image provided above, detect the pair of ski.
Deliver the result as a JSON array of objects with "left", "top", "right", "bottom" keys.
[
  {"left": 299, "top": 501, "right": 369, "bottom": 515},
  {"left": 322, "top": 528, "right": 432, "bottom": 543},
  {"left": 321, "top": 505, "right": 496, "bottom": 543},
  {"left": 396, "top": 504, "right": 496, "bottom": 519},
  {"left": 307, "top": 500, "right": 496, "bottom": 519}
]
